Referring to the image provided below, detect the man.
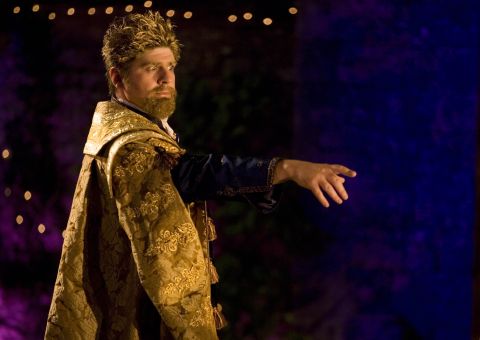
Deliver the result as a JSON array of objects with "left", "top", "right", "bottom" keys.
[{"left": 45, "top": 11, "right": 356, "bottom": 339}]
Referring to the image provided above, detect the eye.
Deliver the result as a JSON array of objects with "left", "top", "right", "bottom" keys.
[{"left": 145, "top": 65, "right": 158, "bottom": 71}]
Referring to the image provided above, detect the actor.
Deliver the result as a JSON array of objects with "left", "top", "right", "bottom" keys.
[{"left": 45, "top": 11, "right": 356, "bottom": 340}]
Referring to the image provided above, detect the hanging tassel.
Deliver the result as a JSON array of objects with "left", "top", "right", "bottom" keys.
[
  {"left": 207, "top": 217, "right": 217, "bottom": 241},
  {"left": 209, "top": 259, "right": 219, "bottom": 284},
  {"left": 213, "top": 303, "right": 228, "bottom": 330}
]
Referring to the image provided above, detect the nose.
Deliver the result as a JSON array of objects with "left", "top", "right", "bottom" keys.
[{"left": 157, "top": 67, "right": 171, "bottom": 85}]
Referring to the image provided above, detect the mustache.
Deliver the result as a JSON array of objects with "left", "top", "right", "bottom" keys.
[{"left": 149, "top": 86, "right": 176, "bottom": 94}]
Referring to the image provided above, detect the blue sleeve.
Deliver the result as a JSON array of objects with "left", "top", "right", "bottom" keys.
[{"left": 171, "top": 153, "right": 283, "bottom": 213}]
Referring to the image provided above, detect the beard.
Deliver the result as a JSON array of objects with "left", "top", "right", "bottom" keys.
[{"left": 142, "top": 86, "right": 177, "bottom": 120}]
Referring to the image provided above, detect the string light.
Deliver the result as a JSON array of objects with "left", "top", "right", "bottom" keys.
[
  {"left": 243, "top": 12, "right": 253, "bottom": 20},
  {"left": 288, "top": 7, "right": 298, "bottom": 15},
  {"left": 263, "top": 18, "right": 273, "bottom": 26},
  {"left": 16, "top": 215, "right": 24, "bottom": 225},
  {"left": 24, "top": 191, "right": 32, "bottom": 201},
  {"left": 2, "top": 149, "right": 10, "bottom": 159},
  {"left": 4, "top": 188, "right": 11, "bottom": 197},
  {"left": 38, "top": 224, "right": 46, "bottom": 234},
  {"left": 9, "top": 5, "right": 295, "bottom": 27}
]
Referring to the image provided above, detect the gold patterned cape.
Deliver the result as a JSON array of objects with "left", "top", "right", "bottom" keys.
[{"left": 45, "top": 101, "right": 223, "bottom": 339}]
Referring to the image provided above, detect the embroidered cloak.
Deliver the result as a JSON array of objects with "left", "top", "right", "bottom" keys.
[{"left": 45, "top": 101, "right": 280, "bottom": 339}]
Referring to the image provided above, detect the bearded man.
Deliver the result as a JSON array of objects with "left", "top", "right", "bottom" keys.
[{"left": 45, "top": 11, "right": 356, "bottom": 340}]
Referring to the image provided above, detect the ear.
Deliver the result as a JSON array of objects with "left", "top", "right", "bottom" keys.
[{"left": 108, "top": 67, "right": 124, "bottom": 89}]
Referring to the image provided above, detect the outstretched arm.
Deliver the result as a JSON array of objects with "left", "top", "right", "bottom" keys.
[{"left": 273, "top": 160, "right": 357, "bottom": 208}]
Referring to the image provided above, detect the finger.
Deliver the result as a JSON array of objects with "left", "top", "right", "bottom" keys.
[
  {"left": 312, "top": 186, "right": 330, "bottom": 208},
  {"left": 322, "top": 182, "right": 343, "bottom": 204},
  {"left": 331, "top": 177, "right": 349, "bottom": 200},
  {"left": 331, "top": 164, "right": 357, "bottom": 178}
]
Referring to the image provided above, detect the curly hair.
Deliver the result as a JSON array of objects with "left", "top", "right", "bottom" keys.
[{"left": 102, "top": 11, "right": 181, "bottom": 94}]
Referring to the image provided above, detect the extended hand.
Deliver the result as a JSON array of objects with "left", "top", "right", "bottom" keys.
[{"left": 273, "top": 159, "right": 357, "bottom": 208}]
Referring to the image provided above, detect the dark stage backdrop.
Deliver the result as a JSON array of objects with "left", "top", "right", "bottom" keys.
[
  {"left": 0, "top": 0, "right": 478, "bottom": 339},
  {"left": 295, "top": 0, "right": 479, "bottom": 339}
]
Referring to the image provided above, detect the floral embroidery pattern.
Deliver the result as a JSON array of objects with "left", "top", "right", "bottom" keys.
[
  {"left": 190, "top": 297, "right": 214, "bottom": 328},
  {"left": 139, "top": 184, "right": 176, "bottom": 219},
  {"left": 162, "top": 265, "right": 202, "bottom": 298},
  {"left": 114, "top": 146, "right": 156, "bottom": 179},
  {"left": 146, "top": 222, "right": 197, "bottom": 256}
]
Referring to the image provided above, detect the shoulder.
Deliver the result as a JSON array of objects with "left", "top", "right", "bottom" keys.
[
  {"left": 114, "top": 138, "right": 184, "bottom": 172},
  {"left": 107, "top": 130, "right": 184, "bottom": 168}
]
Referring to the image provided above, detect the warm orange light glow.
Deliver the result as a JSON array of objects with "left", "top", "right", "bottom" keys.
[
  {"left": 13, "top": 7, "right": 21, "bottom": 14},
  {"left": 24, "top": 191, "right": 32, "bottom": 201},
  {"left": 289, "top": 7, "right": 298, "bottom": 15},
  {"left": 263, "top": 18, "right": 273, "bottom": 26},
  {"left": 228, "top": 15, "right": 237, "bottom": 23},
  {"left": 48, "top": 12, "right": 56, "bottom": 20},
  {"left": 32, "top": 4, "right": 40, "bottom": 12},
  {"left": 166, "top": 10, "right": 175, "bottom": 17},
  {"left": 144, "top": 1, "right": 152, "bottom": 8},
  {"left": 67, "top": 8, "right": 75, "bottom": 16},
  {"left": 184, "top": 11, "right": 192, "bottom": 19},
  {"left": 243, "top": 12, "right": 253, "bottom": 20},
  {"left": 88, "top": 8, "right": 96, "bottom": 15},
  {"left": 38, "top": 224, "right": 46, "bottom": 234},
  {"left": 125, "top": 5, "right": 133, "bottom": 13},
  {"left": 105, "top": 7, "right": 114, "bottom": 14},
  {"left": 16, "top": 215, "right": 24, "bottom": 225},
  {"left": 2, "top": 149, "right": 10, "bottom": 159}
]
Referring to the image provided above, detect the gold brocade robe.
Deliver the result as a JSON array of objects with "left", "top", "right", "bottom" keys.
[{"left": 45, "top": 101, "right": 222, "bottom": 339}]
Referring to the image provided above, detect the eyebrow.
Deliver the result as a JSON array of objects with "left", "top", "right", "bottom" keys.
[{"left": 139, "top": 61, "right": 176, "bottom": 67}]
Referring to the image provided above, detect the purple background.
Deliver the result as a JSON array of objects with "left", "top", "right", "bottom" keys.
[{"left": 0, "top": 0, "right": 478, "bottom": 338}]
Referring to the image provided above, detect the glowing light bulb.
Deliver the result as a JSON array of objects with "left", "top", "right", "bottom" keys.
[
  {"left": 16, "top": 215, "right": 24, "bottom": 225},
  {"left": 24, "top": 191, "right": 32, "bottom": 201},
  {"left": 289, "top": 7, "right": 298, "bottom": 15},
  {"left": 184, "top": 11, "right": 192, "bottom": 19},
  {"left": 166, "top": 10, "right": 175, "bottom": 17},
  {"left": 125, "top": 5, "right": 133, "bottom": 13},
  {"left": 243, "top": 12, "right": 253, "bottom": 20},
  {"left": 228, "top": 15, "right": 237, "bottom": 23},
  {"left": 2, "top": 149, "right": 10, "bottom": 159},
  {"left": 88, "top": 8, "right": 96, "bottom": 15},
  {"left": 32, "top": 4, "right": 40, "bottom": 12},
  {"left": 263, "top": 18, "right": 273, "bottom": 26},
  {"left": 105, "top": 7, "right": 114, "bottom": 14},
  {"left": 38, "top": 224, "right": 46, "bottom": 234},
  {"left": 144, "top": 1, "right": 152, "bottom": 8},
  {"left": 67, "top": 8, "right": 75, "bottom": 16},
  {"left": 13, "top": 6, "right": 21, "bottom": 14},
  {"left": 48, "top": 12, "right": 56, "bottom": 20}
]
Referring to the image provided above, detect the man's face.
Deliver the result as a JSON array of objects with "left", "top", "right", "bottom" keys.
[{"left": 119, "top": 47, "right": 177, "bottom": 120}]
